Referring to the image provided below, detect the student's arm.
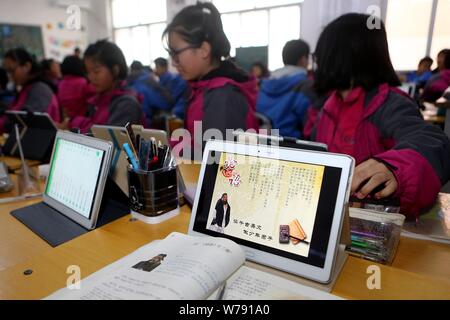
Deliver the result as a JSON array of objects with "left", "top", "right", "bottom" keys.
[
  {"left": 371, "top": 92, "right": 450, "bottom": 216},
  {"left": 23, "top": 82, "right": 53, "bottom": 113},
  {"left": 202, "top": 84, "right": 248, "bottom": 140},
  {"left": 108, "top": 95, "right": 143, "bottom": 127}
]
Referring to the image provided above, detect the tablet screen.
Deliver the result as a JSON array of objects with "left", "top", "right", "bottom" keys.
[
  {"left": 45, "top": 138, "right": 105, "bottom": 219},
  {"left": 193, "top": 151, "right": 342, "bottom": 268}
]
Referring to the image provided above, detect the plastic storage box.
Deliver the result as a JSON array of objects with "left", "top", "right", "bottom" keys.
[{"left": 346, "top": 208, "right": 405, "bottom": 265}]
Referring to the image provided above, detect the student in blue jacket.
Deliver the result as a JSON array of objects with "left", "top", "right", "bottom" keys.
[
  {"left": 127, "top": 60, "right": 173, "bottom": 124},
  {"left": 256, "top": 39, "right": 314, "bottom": 138},
  {"left": 154, "top": 57, "right": 188, "bottom": 119}
]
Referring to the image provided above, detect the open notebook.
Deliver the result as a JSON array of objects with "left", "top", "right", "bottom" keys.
[{"left": 46, "top": 233, "right": 342, "bottom": 300}]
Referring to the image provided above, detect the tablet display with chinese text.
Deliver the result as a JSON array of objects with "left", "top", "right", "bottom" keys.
[{"left": 188, "top": 141, "right": 354, "bottom": 283}]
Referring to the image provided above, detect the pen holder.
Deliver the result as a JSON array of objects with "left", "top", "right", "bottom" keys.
[{"left": 127, "top": 166, "right": 180, "bottom": 224}]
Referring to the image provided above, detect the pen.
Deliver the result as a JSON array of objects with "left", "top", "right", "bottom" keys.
[
  {"left": 289, "top": 235, "right": 310, "bottom": 245},
  {"left": 123, "top": 143, "right": 139, "bottom": 171}
]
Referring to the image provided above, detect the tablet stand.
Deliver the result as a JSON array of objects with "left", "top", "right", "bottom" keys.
[
  {"left": 11, "top": 177, "right": 129, "bottom": 247},
  {"left": 245, "top": 245, "right": 348, "bottom": 293}
]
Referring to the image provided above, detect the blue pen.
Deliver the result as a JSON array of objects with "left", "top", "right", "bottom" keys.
[{"left": 123, "top": 143, "right": 139, "bottom": 171}]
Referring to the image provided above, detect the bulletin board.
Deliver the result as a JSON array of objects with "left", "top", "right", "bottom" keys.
[
  {"left": 0, "top": 24, "right": 45, "bottom": 63},
  {"left": 235, "top": 46, "right": 268, "bottom": 72}
]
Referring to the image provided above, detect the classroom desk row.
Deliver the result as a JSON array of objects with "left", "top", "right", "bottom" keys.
[{"left": 0, "top": 160, "right": 449, "bottom": 300}]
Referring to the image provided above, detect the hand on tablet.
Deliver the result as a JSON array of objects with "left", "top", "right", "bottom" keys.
[{"left": 351, "top": 159, "right": 398, "bottom": 200}]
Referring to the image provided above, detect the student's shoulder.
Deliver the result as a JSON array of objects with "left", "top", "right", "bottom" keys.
[
  {"left": 28, "top": 81, "right": 54, "bottom": 95},
  {"left": 111, "top": 93, "right": 141, "bottom": 108}
]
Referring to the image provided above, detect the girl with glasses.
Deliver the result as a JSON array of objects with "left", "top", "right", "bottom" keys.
[{"left": 164, "top": 2, "right": 258, "bottom": 158}]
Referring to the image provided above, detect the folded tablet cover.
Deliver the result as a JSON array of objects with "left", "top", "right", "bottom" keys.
[{"left": 11, "top": 180, "right": 129, "bottom": 247}]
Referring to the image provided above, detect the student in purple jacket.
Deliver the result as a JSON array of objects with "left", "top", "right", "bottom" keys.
[
  {"left": 67, "top": 40, "right": 145, "bottom": 133},
  {"left": 307, "top": 13, "right": 450, "bottom": 219},
  {"left": 422, "top": 52, "right": 450, "bottom": 116},
  {"left": 2, "top": 48, "right": 61, "bottom": 133},
  {"left": 163, "top": 2, "right": 258, "bottom": 158}
]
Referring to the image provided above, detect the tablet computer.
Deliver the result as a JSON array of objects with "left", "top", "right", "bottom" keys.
[
  {"left": 91, "top": 125, "right": 169, "bottom": 196},
  {"left": 42, "top": 131, "right": 113, "bottom": 230},
  {"left": 188, "top": 140, "right": 354, "bottom": 283},
  {"left": 233, "top": 130, "right": 328, "bottom": 152},
  {"left": 3, "top": 111, "right": 57, "bottom": 161}
]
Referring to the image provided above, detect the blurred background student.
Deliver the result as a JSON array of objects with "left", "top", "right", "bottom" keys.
[
  {"left": 1, "top": 48, "right": 61, "bottom": 133},
  {"left": 68, "top": 40, "right": 144, "bottom": 133},
  {"left": 127, "top": 60, "right": 173, "bottom": 127},
  {"left": 250, "top": 61, "right": 270, "bottom": 87},
  {"left": 154, "top": 57, "right": 188, "bottom": 120},
  {"left": 0, "top": 67, "right": 14, "bottom": 113},
  {"left": 432, "top": 49, "right": 450, "bottom": 75},
  {"left": 309, "top": 13, "right": 450, "bottom": 219},
  {"left": 422, "top": 52, "right": 450, "bottom": 117},
  {"left": 41, "top": 58, "right": 62, "bottom": 93},
  {"left": 164, "top": 1, "right": 258, "bottom": 157},
  {"left": 58, "top": 55, "right": 96, "bottom": 118},
  {"left": 256, "top": 39, "right": 314, "bottom": 138}
]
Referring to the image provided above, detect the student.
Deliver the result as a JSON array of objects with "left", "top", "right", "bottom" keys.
[
  {"left": 0, "top": 67, "right": 14, "bottom": 112},
  {"left": 164, "top": 2, "right": 258, "bottom": 155},
  {"left": 431, "top": 49, "right": 450, "bottom": 74},
  {"left": 406, "top": 57, "right": 433, "bottom": 86},
  {"left": 309, "top": 13, "right": 450, "bottom": 219},
  {"left": 256, "top": 39, "right": 314, "bottom": 138},
  {"left": 41, "top": 58, "right": 62, "bottom": 92},
  {"left": 127, "top": 60, "right": 172, "bottom": 125},
  {"left": 250, "top": 61, "right": 270, "bottom": 87},
  {"left": 69, "top": 40, "right": 144, "bottom": 133},
  {"left": 154, "top": 57, "right": 188, "bottom": 119},
  {"left": 421, "top": 52, "right": 450, "bottom": 116},
  {"left": 2, "top": 48, "right": 61, "bottom": 132},
  {"left": 58, "top": 55, "right": 96, "bottom": 118}
]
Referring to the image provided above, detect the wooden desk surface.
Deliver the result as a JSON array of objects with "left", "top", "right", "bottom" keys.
[
  {"left": 0, "top": 156, "right": 41, "bottom": 172},
  {"left": 0, "top": 163, "right": 449, "bottom": 300}
]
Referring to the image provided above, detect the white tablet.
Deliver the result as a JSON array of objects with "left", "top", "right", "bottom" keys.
[
  {"left": 188, "top": 140, "right": 354, "bottom": 283},
  {"left": 43, "top": 131, "right": 113, "bottom": 230}
]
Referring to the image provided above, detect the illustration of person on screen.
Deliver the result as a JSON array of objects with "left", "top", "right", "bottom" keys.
[
  {"left": 132, "top": 254, "right": 167, "bottom": 272},
  {"left": 210, "top": 193, "right": 231, "bottom": 234}
]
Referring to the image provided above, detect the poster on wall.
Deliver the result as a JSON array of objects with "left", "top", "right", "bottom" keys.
[{"left": 0, "top": 24, "right": 45, "bottom": 63}]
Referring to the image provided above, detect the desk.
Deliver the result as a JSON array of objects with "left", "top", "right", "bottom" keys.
[
  {"left": 0, "top": 163, "right": 449, "bottom": 300},
  {"left": 0, "top": 156, "right": 41, "bottom": 172}
]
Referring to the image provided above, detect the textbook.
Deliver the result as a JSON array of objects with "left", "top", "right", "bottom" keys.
[{"left": 46, "top": 232, "right": 341, "bottom": 300}]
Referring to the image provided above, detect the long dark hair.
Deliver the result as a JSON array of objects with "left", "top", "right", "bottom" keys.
[
  {"left": 4, "top": 48, "right": 42, "bottom": 77},
  {"left": 163, "top": 2, "right": 231, "bottom": 63},
  {"left": 314, "top": 13, "right": 400, "bottom": 94}
]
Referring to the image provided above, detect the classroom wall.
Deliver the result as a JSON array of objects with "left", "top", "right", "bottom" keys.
[
  {"left": 0, "top": 0, "right": 115, "bottom": 61},
  {"left": 300, "top": 0, "right": 387, "bottom": 50}
]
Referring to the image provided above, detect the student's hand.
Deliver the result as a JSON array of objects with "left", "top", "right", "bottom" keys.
[
  {"left": 56, "top": 118, "right": 70, "bottom": 130},
  {"left": 351, "top": 159, "right": 398, "bottom": 200}
]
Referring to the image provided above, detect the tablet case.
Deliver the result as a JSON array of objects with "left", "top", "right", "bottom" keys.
[
  {"left": 3, "top": 113, "right": 57, "bottom": 162},
  {"left": 10, "top": 177, "right": 129, "bottom": 247}
]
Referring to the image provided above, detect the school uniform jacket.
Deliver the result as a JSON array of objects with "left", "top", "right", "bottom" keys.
[
  {"left": 58, "top": 75, "right": 96, "bottom": 118},
  {"left": 0, "top": 79, "right": 61, "bottom": 133},
  {"left": 70, "top": 85, "right": 145, "bottom": 133},
  {"left": 256, "top": 66, "right": 314, "bottom": 138},
  {"left": 177, "top": 60, "right": 258, "bottom": 156},
  {"left": 309, "top": 83, "right": 450, "bottom": 219}
]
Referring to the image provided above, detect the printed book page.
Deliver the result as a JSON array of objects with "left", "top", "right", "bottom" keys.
[
  {"left": 207, "top": 266, "right": 343, "bottom": 300},
  {"left": 45, "top": 233, "right": 245, "bottom": 300}
]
